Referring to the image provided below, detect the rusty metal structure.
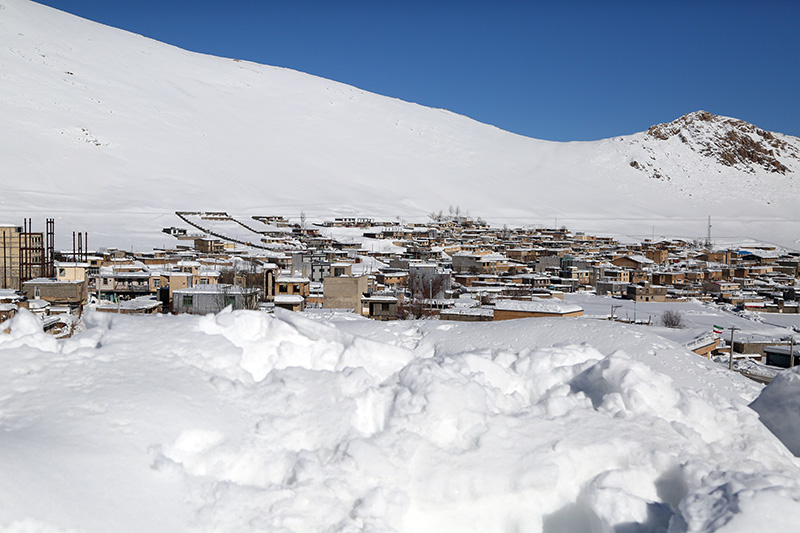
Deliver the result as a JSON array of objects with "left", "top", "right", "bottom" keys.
[
  {"left": 0, "top": 218, "right": 56, "bottom": 290},
  {"left": 71, "top": 231, "right": 88, "bottom": 262}
]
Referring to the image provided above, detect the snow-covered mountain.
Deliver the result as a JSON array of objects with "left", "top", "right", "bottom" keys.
[{"left": 1, "top": 0, "right": 798, "bottom": 249}]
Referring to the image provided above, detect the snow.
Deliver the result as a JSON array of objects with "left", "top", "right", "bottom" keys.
[
  {"left": 1, "top": 0, "right": 798, "bottom": 250},
  {"left": 750, "top": 367, "right": 800, "bottom": 456},
  {"left": 95, "top": 295, "right": 161, "bottom": 311},
  {"left": 494, "top": 298, "right": 583, "bottom": 315},
  {"left": 2, "top": 307, "right": 800, "bottom": 531},
  {"left": 273, "top": 295, "right": 305, "bottom": 304},
  {"left": 320, "top": 227, "right": 406, "bottom": 255},
  {"left": 565, "top": 293, "right": 794, "bottom": 340}
]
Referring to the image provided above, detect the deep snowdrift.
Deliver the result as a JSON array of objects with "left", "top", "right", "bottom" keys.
[
  {"left": 751, "top": 367, "right": 800, "bottom": 457},
  {"left": 1, "top": 308, "right": 799, "bottom": 532},
  {"left": 1, "top": 0, "right": 798, "bottom": 248}
]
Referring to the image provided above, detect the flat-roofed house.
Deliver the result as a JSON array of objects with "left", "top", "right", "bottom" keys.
[{"left": 493, "top": 299, "right": 584, "bottom": 321}]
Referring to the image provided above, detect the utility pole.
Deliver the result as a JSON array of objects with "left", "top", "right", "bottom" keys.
[{"left": 728, "top": 326, "right": 740, "bottom": 370}]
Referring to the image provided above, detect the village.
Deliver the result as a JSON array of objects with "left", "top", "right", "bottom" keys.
[{"left": 1, "top": 212, "right": 798, "bottom": 370}]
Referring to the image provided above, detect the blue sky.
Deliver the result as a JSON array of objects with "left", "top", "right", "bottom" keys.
[{"left": 35, "top": 0, "right": 800, "bottom": 141}]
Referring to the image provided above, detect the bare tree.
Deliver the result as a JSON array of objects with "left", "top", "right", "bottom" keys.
[
  {"left": 660, "top": 310, "right": 685, "bottom": 328},
  {"left": 213, "top": 284, "right": 235, "bottom": 312},
  {"left": 397, "top": 297, "right": 426, "bottom": 320},
  {"left": 408, "top": 269, "right": 446, "bottom": 300}
]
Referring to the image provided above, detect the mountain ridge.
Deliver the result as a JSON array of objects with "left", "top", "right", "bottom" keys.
[
  {"left": 1, "top": 0, "right": 797, "bottom": 249},
  {"left": 641, "top": 110, "right": 799, "bottom": 176}
]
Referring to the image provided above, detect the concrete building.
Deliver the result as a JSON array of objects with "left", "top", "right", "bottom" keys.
[
  {"left": 323, "top": 275, "right": 369, "bottom": 312},
  {"left": 22, "top": 278, "right": 87, "bottom": 306},
  {"left": 625, "top": 283, "right": 668, "bottom": 302},
  {"left": 362, "top": 295, "right": 398, "bottom": 320},
  {"left": 0, "top": 224, "right": 47, "bottom": 290},
  {"left": 274, "top": 294, "right": 305, "bottom": 312},
  {"left": 173, "top": 285, "right": 260, "bottom": 314}
]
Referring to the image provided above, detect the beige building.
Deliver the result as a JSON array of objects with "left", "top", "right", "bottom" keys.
[
  {"left": 625, "top": 283, "right": 668, "bottom": 302},
  {"left": 160, "top": 272, "right": 193, "bottom": 301},
  {"left": 275, "top": 275, "right": 310, "bottom": 298},
  {"left": 55, "top": 261, "right": 89, "bottom": 283},
  {"left": 1, "top": 224, "right": 46, "bottom": 290},
  {"left": 323, "top": 275, "right": 369, "bottom": 313},
  {"left": 644, "top": 249, "right": 668, "bottom": 264}
]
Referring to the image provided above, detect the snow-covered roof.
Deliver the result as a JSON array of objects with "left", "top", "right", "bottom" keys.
[
  {"left": 274, "top": 295, "right": 305, "bottom": 304},
  {"left": 623, "top": 255, "right": 655, "bottom": 264},
  {"left": 441, "top": 307, "right": 494, "bottom": 317},
  {"left": 362, "top": 296, "right": 398, "bottom": 303},
  {"left": 0, "top": 290, "right": 23, "bottom": 302},
  {"left": 22, "top": 277, "right": 83, "bottom": 285},
  {"left": 97, "top": 296, "right": 162, "bottom": 311},
  {"left": 54, "top": 261, "right": 90, "bottom": 268},
  {"left": 26, "top": 299, "right": 50, "bottom": 309},
  {"left": 173, "top": 285, "right": 259, "bottom": 295},
  {"left": 277, "top": 276, "right": 310, "bottom": 283},
  {"left": 494, "top": 298, "right": 583, "bottom": 315}
]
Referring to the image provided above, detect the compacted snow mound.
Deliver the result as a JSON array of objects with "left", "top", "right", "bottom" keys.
[
  {"left": 1, "top": 310, "right": 799, "bottom": 532},
  {"left": 750, "top": 367, "right": 800, "bottom": 456}
]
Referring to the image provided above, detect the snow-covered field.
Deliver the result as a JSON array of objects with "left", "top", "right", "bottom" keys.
[
  {"left": 1, "top": 0, "right": 798, "bottom": 250},
  {"left": 566, "top": 293, "right": 798, "bottom": 338},
  {"left": 2, "top": 307, "right": 800, "bottom": 532}
]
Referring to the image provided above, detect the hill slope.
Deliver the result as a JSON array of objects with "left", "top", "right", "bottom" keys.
[{"left": 1, "top": 0, "right": 798, "bottom": 248}]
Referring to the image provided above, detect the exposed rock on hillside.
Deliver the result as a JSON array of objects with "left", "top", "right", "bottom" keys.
[{"left": 644, "top": 111, "right": 798, "bottom": 175}]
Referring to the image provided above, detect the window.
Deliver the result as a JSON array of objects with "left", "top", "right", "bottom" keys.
[
  {"left": 199, "top": 278, "right": 209, "bottom": 285},
  {"left": 34, "top": 286, "right": 40, "bottom": 298},
  {"left": 58, "top": 268, "right": 66, "bottom": 277},
  {"left": 153, "top": 278, "right": 161, "bottom": 288},
  {"left": 183, "top": 295, "right": 193, "bottom": 307}
]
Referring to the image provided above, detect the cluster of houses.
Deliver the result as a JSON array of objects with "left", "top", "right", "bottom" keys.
[{"left": 2, "top": 213, "right": 798, "bottom": 333}]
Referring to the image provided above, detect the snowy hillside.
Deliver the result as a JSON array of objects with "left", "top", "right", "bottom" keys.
[
  {"left": 1, "top": 0, "right": 798, "bottom": 249},
  {"left": 3, "top": 308, "right": 800, "bottom": 532}
]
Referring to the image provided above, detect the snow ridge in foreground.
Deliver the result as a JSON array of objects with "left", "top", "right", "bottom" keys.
[{"left": 1, "top": 308, "right": 799, "bottom": 532}]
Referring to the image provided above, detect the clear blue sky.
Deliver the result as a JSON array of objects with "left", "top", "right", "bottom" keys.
[{"left": 35, "top": 0, "right": 800, "bottom": 141}]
